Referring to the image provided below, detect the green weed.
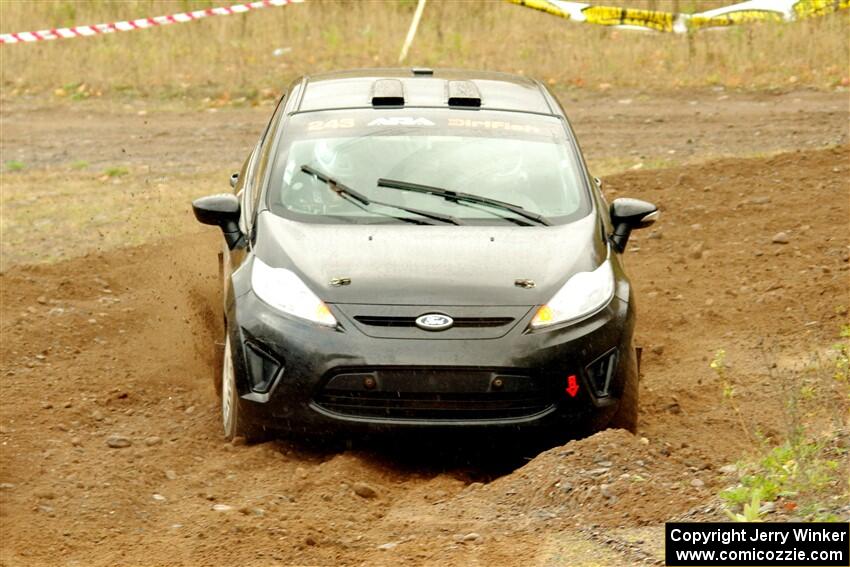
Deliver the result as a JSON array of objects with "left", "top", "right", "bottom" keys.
[
  {"left": 717, "top": 321, "right": 850, "bottom": 521},
  {"left": 725, "top": 492, "right": 764, "bottom": 522},
  {"left": 720, "top": 437, "right": 843, "bottom": 520},
  {"left": 103, "top": 166, "right": 129, "bottom": 178},
  {"left": 710, "top": 349, "right": 755, "bottom": 446}
]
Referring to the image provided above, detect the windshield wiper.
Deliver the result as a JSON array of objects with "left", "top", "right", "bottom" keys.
[
  {"left": 300, "top": 166, "right": 462, "bottom": 226},
  {"left": 376, "top": 178, "right": 552, "bottom": 226}
]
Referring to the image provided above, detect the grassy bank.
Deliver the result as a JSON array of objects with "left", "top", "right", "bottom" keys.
[{"left": 1, "top": 1, "right": 848, "bottom": 101}]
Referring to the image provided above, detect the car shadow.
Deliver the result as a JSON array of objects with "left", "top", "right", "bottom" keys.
[{"left": 269, "top": 429, "right": 583, "bottom": 482}]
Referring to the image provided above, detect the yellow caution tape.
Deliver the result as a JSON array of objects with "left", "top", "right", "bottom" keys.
[
  {"left": 687, "top": 10, "right": 784, "bottom": 31},
  {"left": 509, "top": 0, "right": 573, "bottom": 21},
  {"left": 581, "top": 6, "right": 676, "bottom": 32},
  {"left": 509, "top": 0, "right": 848, "bottom": 33},
  {"left": 792, "top": 0, "right": 850, "bottom": 18},
  {"left": 508, "top": 0, "right": 676, "bottom": 32}
]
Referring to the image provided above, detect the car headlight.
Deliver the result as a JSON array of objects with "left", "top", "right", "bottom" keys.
[
  {"left": 251, "top": 257, "right": 337, "bottom": 327},
  {"left": 530, "top": 260, "right": 615, "bottom": 329}
]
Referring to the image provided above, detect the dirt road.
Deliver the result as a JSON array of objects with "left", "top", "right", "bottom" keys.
[
  {"left": 0, "top": 90, "right": 848, "bottom": 566},
  {"left": 1, "top": 89, "right": 846, "bottom": 176}
]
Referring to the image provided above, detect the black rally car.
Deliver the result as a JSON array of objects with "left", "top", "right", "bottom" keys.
[{"left": 193, "top": 68, "right": 657, "bottom": 442}]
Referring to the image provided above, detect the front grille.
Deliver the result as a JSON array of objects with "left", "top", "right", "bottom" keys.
[
  {"left": 313, "top": 368, "right": 556, "bottom": 421},
  {"left": 316, "top": 391, "right": 553, "bottom": 419},
  {"left": 354, "top": 315, "right": 514, "bottom": 328},
  {"left": 335, "top": 304, "right": 532, "bottom": 340}
]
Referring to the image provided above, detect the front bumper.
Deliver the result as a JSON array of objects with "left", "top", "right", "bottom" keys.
[{"left": 226, "top": 290, "right": 635, "bottom": 436}]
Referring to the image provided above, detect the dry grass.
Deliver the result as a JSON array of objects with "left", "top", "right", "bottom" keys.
[
  {"left": 0, "top": 0, "right": 848, "bottom": 100},
  {"left": 0, "top": 167, "right": 219, "bottom": 269}
]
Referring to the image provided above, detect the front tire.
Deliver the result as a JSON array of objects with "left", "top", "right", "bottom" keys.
[
  {"left": 608, "top": 346, "right": 639, "bottom": 433},
  {"left": 212, "top": 335, "right": 224, "bottom": 398},
  {"left": 221, "top": 333, "right": 263, "bottom": 442}
]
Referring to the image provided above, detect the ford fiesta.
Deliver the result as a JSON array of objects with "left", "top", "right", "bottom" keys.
[{"left": 192, "top": 68, "right": 658, "bottom": 443}]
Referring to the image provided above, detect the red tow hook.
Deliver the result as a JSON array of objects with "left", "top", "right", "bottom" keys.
[{"left": 565, "top": 374, "right": 579, "bottom": 398}]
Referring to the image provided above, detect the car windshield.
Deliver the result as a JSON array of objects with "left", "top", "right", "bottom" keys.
[{"left": 266, "top": 109, "right": 591, "bottom": 225}]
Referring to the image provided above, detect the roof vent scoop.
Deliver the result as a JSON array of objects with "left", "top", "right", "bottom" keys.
[
  {"left": 371, "top": 79, "right": 405, "bottom": 106},
  {"left": 447, "top": 80, "right": 481, "bottom": 108}
]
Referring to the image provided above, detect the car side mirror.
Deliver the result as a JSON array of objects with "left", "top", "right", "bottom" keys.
[
  {"left": 230, "top": 172, "right": 240, "bottom": 189},
  {"left": 610, "top": 198, "right": 658, "bottom": 253},
  {"left": 192, "top": 194, "right": 242, "bottom": 249}
]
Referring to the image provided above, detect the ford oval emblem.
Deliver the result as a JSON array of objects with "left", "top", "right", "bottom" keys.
[{"left": 415, "top": 313, "right": 453, "bottom": 331}]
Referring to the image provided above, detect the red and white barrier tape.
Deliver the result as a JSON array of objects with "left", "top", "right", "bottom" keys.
[{"left": 0, "top": 0, "right": 302, "bottom": 45}]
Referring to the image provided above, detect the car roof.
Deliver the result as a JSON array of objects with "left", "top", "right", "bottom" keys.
[{"left": 294, "top": 68, "right": 556, "bottom": 116}]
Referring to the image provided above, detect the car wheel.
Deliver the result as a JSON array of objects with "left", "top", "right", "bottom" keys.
[
  {"left": 212, "top": 333, "right": 224, "bottom": 398},
  {"left": 221, "top": 333, "right": 262, "bottom": 442},
  {"left": 608, "top": 345, "right": 639, "bottom": 433}
]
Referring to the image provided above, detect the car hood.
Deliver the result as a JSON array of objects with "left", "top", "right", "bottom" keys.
[{"left": 254, "top": 211, "right": 606, "bottom": 306}]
